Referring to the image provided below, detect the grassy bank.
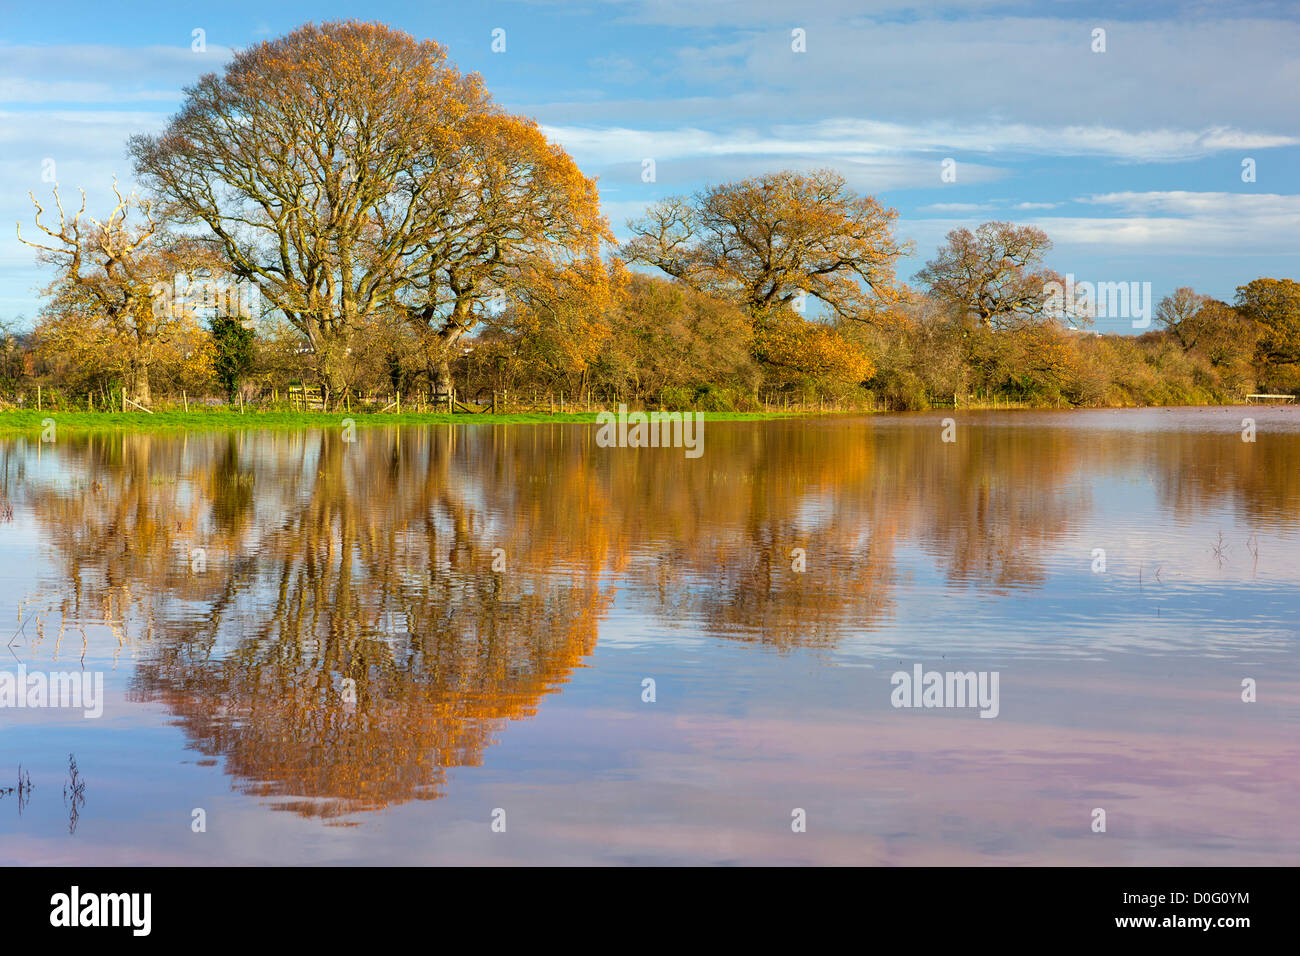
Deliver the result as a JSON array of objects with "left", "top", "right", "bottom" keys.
[{"left": 0, "top": 407, "right": 809, "bottom": 436}]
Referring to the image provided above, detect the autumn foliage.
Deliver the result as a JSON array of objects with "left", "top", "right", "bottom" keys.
[{"left": 10, "top": 21, "right": 1299, "bottom": 411}]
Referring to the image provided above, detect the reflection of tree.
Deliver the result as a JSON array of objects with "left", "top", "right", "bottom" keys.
[
  {"left": 132, "top": 578, "right": 605, "bottom": 819},
  {"left": 19, "top": 428, "right": 614, "bottom": 818},
  {"left": 596, "top": 422, "right": 894, "bottom": 647},
  {"left": 14, "top": 415, "right": 1288, "bottom": 816},
  {"left": 900, "top": 420, "right": 1089, "bottom": 590},
  {"left": 603, "top": 418, "right": 1087, "bottom": 642},
  {"left": 1147, "top": 428, "right": 1300, "bottom": 527}
]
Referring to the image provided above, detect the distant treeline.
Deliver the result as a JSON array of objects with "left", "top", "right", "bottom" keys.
[{"left": 9, "top": 21, "right": 1298, "bottom": 413}]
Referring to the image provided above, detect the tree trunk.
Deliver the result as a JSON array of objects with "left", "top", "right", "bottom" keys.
[
  {"left": 130, "top": 361, "right": 152, "bottom": 406},
  {"left": 312, "top": 330, "right": 350, "bottom": 410},
  {"left": 434, "top": 323, "right": 469, "bottom": 396},
  {"left": 434, "top": 356, "right": 453, "bottom": 396}
]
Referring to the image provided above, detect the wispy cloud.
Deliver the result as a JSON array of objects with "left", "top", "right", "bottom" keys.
[
  {"left": 903, "top": 192, "right": 1300, "bottom": 255},
  {"left": 1078, "top": 191, "right": 1300, "bottom": 216},
  {"left": 548, "top": 118, "right": 1298, "bottom": 172},
  {"left": 0, "top": 43, "right": 232, "bottom": 106},
  {"left": 918, "top": 202, "right": 998, "bottom": 213}
]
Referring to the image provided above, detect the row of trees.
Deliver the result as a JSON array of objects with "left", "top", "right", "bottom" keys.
[
  {"left": 861, "top": 273, "right": 1298, "bottom": 409},
  {"left": 11, "top": 20, "right": 1300, "bottom": 411}
]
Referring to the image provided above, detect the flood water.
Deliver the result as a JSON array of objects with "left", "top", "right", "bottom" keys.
[{"left": 1, "top": 407, "right": 1297, "bottom": 865}]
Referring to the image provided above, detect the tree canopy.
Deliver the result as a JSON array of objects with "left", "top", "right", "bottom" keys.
[
  {"left": 130, "top": 20, "right": 607, "bottom": 394},
  {"left": 1236, "top": 278, "right": 1300, "bottom": 391},
  {"left": 622, "top": 169, "right": 908, "bottom": 325},
  {"left": 916, "top": 221, "right": 1067, "bottom": 330}
]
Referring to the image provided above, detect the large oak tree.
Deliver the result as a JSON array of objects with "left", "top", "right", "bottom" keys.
[
  {"left": 130, "top": 20, "right": 606, "bottom": 399},
  {"left": 621, "top": 169, "right": 908, "bottom": 325},
  {"left": 916, "top": 221, "right": 1069, "bottom": 331}
]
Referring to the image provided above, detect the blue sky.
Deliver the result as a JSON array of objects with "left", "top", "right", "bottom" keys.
[{"left": 2, "top": 0, "right": 1297, "bottom": 333}]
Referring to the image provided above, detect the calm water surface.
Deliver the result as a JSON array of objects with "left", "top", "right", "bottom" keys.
[{"left": 1, "top": 407, "right": 1297, "bottom": 864}]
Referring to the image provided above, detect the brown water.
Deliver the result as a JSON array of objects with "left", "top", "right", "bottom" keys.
[{"left": 0, "top": 407, "right": 1297, "bottom": 864}]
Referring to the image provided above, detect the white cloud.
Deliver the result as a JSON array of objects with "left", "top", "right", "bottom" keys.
[
  {"left": 545, "top": 118, "right": 1297, "bottom": 173},
  {"left": 527, "top": 12, "right": 1298, "bottom": 139},
  {"left": 902, "top": 192, "right": 1300, "bottom": 256},
  {"left": 0, "top": 44, "right": 232, "bottom": 105},
  {"left": 0, "top": 79, "right": 181, "bottom": 104},
  {"left": 1078, "top": 191, "right": 1300, "bottom": 217},
  {"left": 918, "top": 202, "right": 998, "bottom": 213},
  {"left": 574, "top": 0, "right": 1077, "bottom": 29}
]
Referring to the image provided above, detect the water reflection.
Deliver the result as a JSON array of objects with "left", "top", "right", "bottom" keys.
[
  {"left": 17, "top": 428, "right": 615, "bottom": 817},
  {"left": 5, "top": 408, "right": 1299, "bottom": 827}
]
